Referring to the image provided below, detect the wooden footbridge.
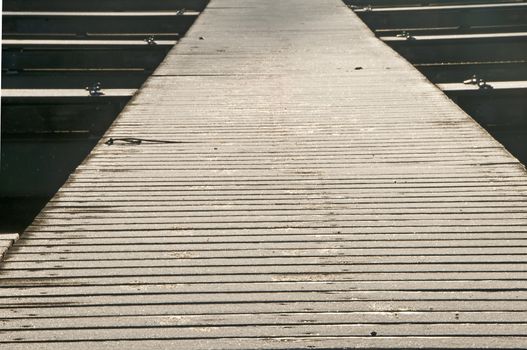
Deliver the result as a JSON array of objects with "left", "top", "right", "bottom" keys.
[{"left": 1, "top": 0, "right": 527, "bottom": 348}]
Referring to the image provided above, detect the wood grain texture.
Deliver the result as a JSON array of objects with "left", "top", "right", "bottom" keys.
[{"left": 1, "top": 0, "right": 527, "bottom": 348}]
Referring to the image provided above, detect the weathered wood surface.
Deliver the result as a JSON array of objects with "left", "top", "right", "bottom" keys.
[
  {"left": 0, "top": 234, "right": 19, "bottom": 260},
  {"left": 1, "top": 0, "right": 527, "bottom": 348}
]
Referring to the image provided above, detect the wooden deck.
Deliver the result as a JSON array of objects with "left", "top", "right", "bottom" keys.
[{"left": 1, "top": 0, "right": 527, "bottom": 348}]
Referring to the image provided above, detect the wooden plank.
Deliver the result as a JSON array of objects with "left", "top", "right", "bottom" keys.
[
  {"left": 5, "top": 248, "right": 527, "bottom": 262},
  {"left": 1, "top": 324, "right": 527, "bottom": 343},
  {"left": 2, "top": 311, "right": 527, "bottom": 328},
  {"left": 1, "top": 338, "right": 527, "bottom": 350},
  {"left": 2, "top": 280, "right": 527, "bottom": 296},
  {"left": 0, "top": 233, "right": 19, "bottom": 260},
  {"left": 2, "top": 272, "right": 527, "bottom": 289},
  {"left": 3, "top": 264, "right": 527, "bottom": 280}
]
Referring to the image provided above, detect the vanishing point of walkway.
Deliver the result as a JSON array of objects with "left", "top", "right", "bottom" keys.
[{"left": 1, "top": 0, "right": 527, "bottom": 348}]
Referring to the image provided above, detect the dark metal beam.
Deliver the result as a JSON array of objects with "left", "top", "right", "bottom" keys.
[
  {"left": 441, "top": 83, "right": 527, "bottom": 164},
  {"left": 382, "top": 32, "right": 527, "bottom": 64},
  {"left": 416, "top": 61, "right": 527, "bottom": 84},
  {"left": 2, "top": 39, "right": 175, "bottom": 70},
  {"left": 2, "top": 12, "right": 198, "bottom": 38},
  {"left": 2, "top": 0, "right": 209, "bottom": 12},
  {"left": 1, "top": 89, "right": 134, "bottom": 135},
  {"left": 0, "top": 139, "right": 100, "bottom": 198},
  {"left": 375, "top": 25, "right": 527, "bottom": 36},
  {"left": 2, "top": 69, "right": 150, "bottom": 89},
  {"left": 345, "top": 0, "right": 526, "bottom": 8},
  {"left": 356, "top": 3, "right": 527, "bottom": 32}
]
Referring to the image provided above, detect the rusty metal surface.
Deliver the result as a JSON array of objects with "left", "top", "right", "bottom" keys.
[{"left": 1, "top": 0, "right": 527, "bottom": 348}]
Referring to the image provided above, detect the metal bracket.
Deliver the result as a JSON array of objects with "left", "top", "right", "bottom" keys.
[
  {"left": 463, "top": 75, "right": 493, "bottom": 90},
  {"left": 145, "top": 35, "right": 157, "bottom": 46},
  {"left": 349, "top": 4, "right": 372, "bottom": 11},
  {"left": 396, "top": 31, "right": 415, "bottom": 40},
  {"left": 85, "top": 82, "right": 104, "bottom": 96}
]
